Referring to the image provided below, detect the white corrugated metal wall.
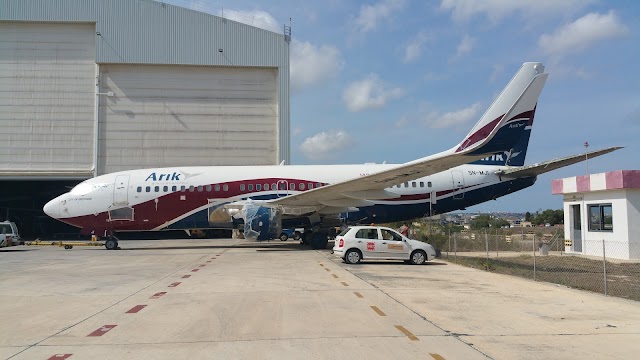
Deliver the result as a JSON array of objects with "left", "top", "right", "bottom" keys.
[
  {"left": 98, "top": 64, "right": 278, "bottom": 173},
  {"left": 0, "top": 22, "right": 95, "bottom": 176}
]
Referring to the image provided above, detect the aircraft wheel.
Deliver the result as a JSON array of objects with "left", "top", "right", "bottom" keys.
[
  {"left": 293, "top": 231, "right": 301, "bottom": 241},
  {"left": 105, "top": 239, "right": 118, "bottom": 250}
]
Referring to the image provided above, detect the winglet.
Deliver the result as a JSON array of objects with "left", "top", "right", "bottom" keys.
[{"left": 455, "top": 62, "right": 547, "bottom": 155}]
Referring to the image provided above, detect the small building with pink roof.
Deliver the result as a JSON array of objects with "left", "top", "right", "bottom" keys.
[{"left": 552, "top": 170, "right": 640, "bottom": 260}]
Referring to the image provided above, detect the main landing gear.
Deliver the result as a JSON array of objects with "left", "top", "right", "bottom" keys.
[{"left": 104, "top": 235, "right": 120, "bottom": 250}]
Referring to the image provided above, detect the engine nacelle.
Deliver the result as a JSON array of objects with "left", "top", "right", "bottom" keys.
[{"left": 241, "top": 201, "right": 282, "bottom": 241}]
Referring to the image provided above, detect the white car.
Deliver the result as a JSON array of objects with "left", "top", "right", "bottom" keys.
[{"left": 332, "top": 226, "right": 436, "bottom": 265}]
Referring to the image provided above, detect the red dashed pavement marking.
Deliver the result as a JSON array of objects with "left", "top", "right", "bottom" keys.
[
  {"left": 87, "top": 325, "right": 117, "bottom": 337},
  {"left": 150, "top": 292, "right": 167, "bottom": 299},
  {"left": 191, "top": 269, "right": 200, "bottom": 272},
  {"left": 48, "top": 355, "right": 72, "bottom": 360},
  {"left": 206, "top": 260, "right": 212, "bottom": 263},
  {"left": 182, "top": 275, "right": 191, "bottom": 278},
  {"left": 199, "top": 264, "right": 206, "bottom": 267},
  {"left": 126, "top": 305, "right": 147, "bottom": 313},
  {"left": 168, "top": 282, "right": 181, "bottom": 288}
]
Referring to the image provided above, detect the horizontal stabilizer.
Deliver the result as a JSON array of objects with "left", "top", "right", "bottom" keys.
[{"left": 495, "top": 147, "right": 623, "bottom": 178}]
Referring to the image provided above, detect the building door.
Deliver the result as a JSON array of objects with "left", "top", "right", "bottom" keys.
[
  {"left": 571, "top": 204, "right": 582, "bottom": 252},
  {"left": 113, "top": 175, "right": 130, "bottom": 207}
]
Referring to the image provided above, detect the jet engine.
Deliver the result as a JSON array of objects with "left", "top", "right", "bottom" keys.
[{"left": 239, "top": 200, "right": 282, "bottom": 241}]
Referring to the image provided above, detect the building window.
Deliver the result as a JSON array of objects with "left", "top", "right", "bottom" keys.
[{"left": 588, "top": 204, "right": 613, "bottom": 231}]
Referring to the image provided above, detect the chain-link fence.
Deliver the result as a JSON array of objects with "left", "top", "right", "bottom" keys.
[{"left": 442, "top": 230, "right": 640, "bottom": 301}]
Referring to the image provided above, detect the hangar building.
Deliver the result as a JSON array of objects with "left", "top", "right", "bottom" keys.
[{"left": 0, "top": 0, "right": 290, "bottom": 237}]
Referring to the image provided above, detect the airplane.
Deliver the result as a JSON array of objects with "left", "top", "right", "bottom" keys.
[{"left": 43, "top": 62, "right": 621, "bottom": 250}]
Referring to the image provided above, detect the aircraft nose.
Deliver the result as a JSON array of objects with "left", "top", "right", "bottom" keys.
[{"left": 43, "top": 198, "right": 61, "bottom": 218}]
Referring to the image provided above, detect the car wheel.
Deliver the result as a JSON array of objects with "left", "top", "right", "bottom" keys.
[
  {"left": 279, "top": 233, "right": 288, "bottom": 241},
  {"left": 410, "top": 250, "right": 427, "bottom": 265},
  {"left": 105, "top": 239, "right": 118, "bottom": 250},
  {"left": 344, "top": 249, "right": 361, "bottom": 264},
  {"left": 293, "top": 231, "right": 301, "bottom": 241}
]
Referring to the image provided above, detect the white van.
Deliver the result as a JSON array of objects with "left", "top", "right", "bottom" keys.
[{"left": 0, "top": 221, "right": 20, "bottom": 245}]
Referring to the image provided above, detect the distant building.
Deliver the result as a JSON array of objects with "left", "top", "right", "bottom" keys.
[{"left": 552, "top": 170, "right": 640, "bottom": 260}]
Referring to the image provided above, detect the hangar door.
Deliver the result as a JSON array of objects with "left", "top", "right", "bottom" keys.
[
  {"left": 0, "top": 23, "right": 95, "bottom": 176},
  {"left": 98, "top": 65, "right": 278, "bottom": 174}
]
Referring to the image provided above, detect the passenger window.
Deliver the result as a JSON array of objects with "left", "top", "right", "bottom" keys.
[
  {"left": 146, "top": 186, "right": 151, "bottom": 193},
  {"left": 223, "top": 184, "right": 228, "bottom": 191},
  {"left": 153, "top": 186, "right": 159, "bottom": 192},
  {"left": 180, "top": 185, "right": 186, "bottom": 192},
  {"left": 206, "top": 185, "right": 211, "bottom": 192},
  {"left": 163, "top": 186, "right": 168, "bottom": 192},
  {"left": 420, "top": 182, "right": 424, "bottom": 187},
  {"left": 264, "top": 183, "right": 269, "bottom": 190},
  {"left": 404, "top": 182, "right": 409, "bottom": 187},
  {"left": 316, "top": 183, "right": 321, "bottom": 188},
  {"left": 240, "top": 184, "right": 245, "bottom": 191},
  {"left": 256, "top": 184, "right": 262, "bottom": 191},
  {"left": 137, "top": 186, "right": 142, "bottom": 193},
  {"left": 289, "top": 183, "right": 295, "bottom": 190},
  {"left": 308, "top": 183, "right": 313, "bottom": 189},
  {"left": 214, "top": 184, "right": 220, "bottom": 191},
  {"left": 197, "top": 185, "right": 203, "bottom": 192},
  {"left": 248, "top": 184, "right": 254, "bottom": 191},
  {"left": 428, "top": 181, "right": 432, "bottom": 187},
  {"left": 300, "top": 183, "right": 305, "bottom": 190},
  {"left": 412, "top": 182, "right": 416, "bottom": 188},
  {"left": 271, "top": 184, "right": 277, "bottom": 190},
  {"left": 189, "top": 186, "right": 195, "bottom": 192},
  {"left": 172, "top": 186, "right": 177, "bottom": 192}
]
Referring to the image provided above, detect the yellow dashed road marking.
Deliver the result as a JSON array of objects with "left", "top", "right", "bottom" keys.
[
  {"left": 341, "top": 282, "right": 349, "bottom": 287},
  {"left": 429, "top": 353, "right": 446, "bottom": 360},
  {"left": 324, "top": 268, "right": 331, "bottom": 272},
  {"left": 394, "top": 325, "right": 419, "bottom": 341},
  {"left": 354, "top": 292, "right": 364, "bottom": 298},
  {"left": 332, "top": 274, "right": 339, "bottom": 278},
  {"left": 370, "top": 306, "right": 386, "bottom": 316},
  {"left": 319, "top": 263, "right": 324, "bottom": 267}
]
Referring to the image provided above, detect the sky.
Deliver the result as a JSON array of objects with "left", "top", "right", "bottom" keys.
[{"left": 165, "top": 0, "right": 639, "bottom": 213}]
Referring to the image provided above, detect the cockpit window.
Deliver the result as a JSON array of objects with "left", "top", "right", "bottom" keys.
[{"left": 70, "top": 183, "right": 93, "bottom": 196}]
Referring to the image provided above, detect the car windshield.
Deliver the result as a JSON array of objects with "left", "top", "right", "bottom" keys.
[{"left": 0, "top": 224, "right": 11, "bottom": 234}]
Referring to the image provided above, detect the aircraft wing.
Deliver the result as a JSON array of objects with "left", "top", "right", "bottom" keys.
[{"left": 495, "top": 146, "right": 623, "bottom": 178}]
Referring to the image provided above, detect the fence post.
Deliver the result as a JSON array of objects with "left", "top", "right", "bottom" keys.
[
  {"left": 495, "top": 228, "right": 499, "bottom": 258},
  {"left": 602, "top": 239, "right": 608, "bottom": 296},
  {"left": 533, "top": 235, "right": 536, "bottom": 281},
  {"left": 447, "top": 228, "right": 451, "bottom": 260},
  {"left": 454, "top": 233, "right": 457, "bottom": 262},
  {"left": 485, "top": 229, "right": 489, "bottom": 268}
]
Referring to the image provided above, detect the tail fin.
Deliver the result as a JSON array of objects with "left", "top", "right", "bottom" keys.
[
  {"left": 470, "top": 106, "right": 536, "bottom": 166},
  {"left": 454, "top": 62, "right": 547, "bottom": 157}
]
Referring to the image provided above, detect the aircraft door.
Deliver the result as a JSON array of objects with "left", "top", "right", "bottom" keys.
[
  {"left": 451, "top": 171, "right": 465, "bottom": 199},
  {"left": 113, "top": 175, "right": 130, "bottom": 206}
]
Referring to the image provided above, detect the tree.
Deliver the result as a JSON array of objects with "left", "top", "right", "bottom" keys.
[{"left": 525, "top": 211, "right": 531, "bottom": 222}]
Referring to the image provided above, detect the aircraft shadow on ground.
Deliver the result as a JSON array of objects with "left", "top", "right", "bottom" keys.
[{"left": 119, "top": 242, "right": 314, "bottom": 251}]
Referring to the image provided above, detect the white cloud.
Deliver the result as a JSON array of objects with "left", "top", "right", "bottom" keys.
[
  {"left": 403, "top": 31, "right": 430, "bottom": 63},
  {"left": 455, "top": 34, "right": 475, "bottom": 57},
  {"left": 423, "top": 102, "right": 483, "bottom": 129},
  {"left": 538, "top": 11, "right": 629, "bottom": 58},
  {"left": 353, "top": 0, "right": 406, "bottom": 33},
  {"left": 343, "top": 74, "right": 404, "bottom": 112},
  {"left": 223, "top": 9, "right": 281, "bottom": 32},
  {"left": 291, "top": 40, "right": 344, "bottom": 92},
  {"left": 440, "top": 0, "right": 590, "bottom": 23},
  {"left": 300, "top": 130, "right": 352, "bottom": 160},
  {"left": 489, "top": 64, "right": 504, "bottom": 82}
]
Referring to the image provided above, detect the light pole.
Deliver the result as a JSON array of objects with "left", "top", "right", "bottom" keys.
[{"left": 584, "top": 141, "right": 589, "bottom": 175}]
